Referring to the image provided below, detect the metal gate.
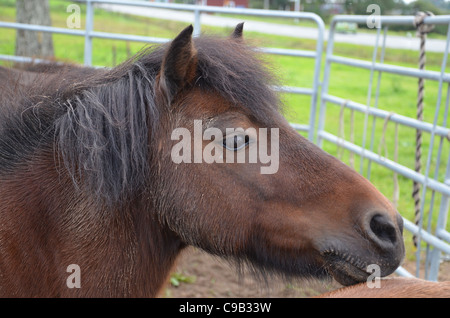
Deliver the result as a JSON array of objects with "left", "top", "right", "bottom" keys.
[
  {"left": 1, "top": 1, "right": 450, "bottom": 281},
  {"left": 0, "top": 0, "right": 324, "bottom": 142},
  {"left": 318, "top": 14, "right": 450, "bottom": 280}
]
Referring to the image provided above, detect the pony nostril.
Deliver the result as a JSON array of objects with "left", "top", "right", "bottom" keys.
[{"left": 369, "top": 214, "right": 398, "bottom": 245}]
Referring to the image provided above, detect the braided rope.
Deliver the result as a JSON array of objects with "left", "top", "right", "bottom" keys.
[{"left": 412, "top": 11, "right": 435, "bottom": 248}]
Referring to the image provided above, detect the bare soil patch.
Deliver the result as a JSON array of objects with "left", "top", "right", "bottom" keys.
[{"left": 162, "top": 247, "right": 450, "bottom": 298}]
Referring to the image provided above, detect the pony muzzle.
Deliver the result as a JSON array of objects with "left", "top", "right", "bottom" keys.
[{"left": 320, "top": 211, "right": 405, "bottom": 286}]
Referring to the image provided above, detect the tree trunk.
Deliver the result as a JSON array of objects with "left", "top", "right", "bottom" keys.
[{"left": 15, "top": 0, "right": 54, "bottom": 58}]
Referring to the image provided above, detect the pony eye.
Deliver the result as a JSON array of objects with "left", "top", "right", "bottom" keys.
[{"left": 223, "top": 134, "right": 250, "bottom": 151}]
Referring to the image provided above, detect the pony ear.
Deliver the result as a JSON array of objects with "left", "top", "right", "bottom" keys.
[
  {"left": 157, "top": 25, "right": 197, "bottom": 105},
  {"left": 231, "top": 22, "right": 244, "bottom": 40}
]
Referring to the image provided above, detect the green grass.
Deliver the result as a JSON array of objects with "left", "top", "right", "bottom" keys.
[
  {"left": 169, "top": 272, "right": 197, "bottom": 287},
  {"left": 1, "top": 0, "right": 449, "bottom": 262}
]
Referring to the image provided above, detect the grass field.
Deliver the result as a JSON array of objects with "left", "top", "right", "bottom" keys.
[{"left": 1, "top": 0, "right": 449, "bottom": 263}]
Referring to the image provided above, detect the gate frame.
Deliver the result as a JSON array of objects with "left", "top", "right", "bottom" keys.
[{"left": 318, "top": 14, "right": 450, "bottom": 280}]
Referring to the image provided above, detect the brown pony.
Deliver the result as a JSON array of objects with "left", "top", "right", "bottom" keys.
[
  {"left": 0, "top": 25, "right": 405, "bottom": 297},
  {"left": 319, "top": 277, "right": 450, "bottom": 298}
]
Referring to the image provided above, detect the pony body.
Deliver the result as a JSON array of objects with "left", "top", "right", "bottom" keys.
[{"left": 0, "top": 25, "right": 405, "bottom": 297}]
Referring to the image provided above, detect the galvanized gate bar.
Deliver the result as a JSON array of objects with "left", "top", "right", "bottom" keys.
[
  {"left": 402, "top": 218, "right": 450, "bottom": 255},
  {"left": 322, "top": 94, "right": 450, "bottom": 138},
  {"left": 327, "top": 55, "right": 450, "bottom": 82},
  {"left": 332, "top": 14, "right": 447, "bottom": 25},
  {"left": 367, "top": 26, "right": 388, "bottom": 181},
  {"left": 258, "top": 47, "right": 317, "bottom": 58},
  {"left": 318, "top": 130, "right": 450, "bottom": 197},
  {"left": 84, "top": 0, "right": 93, "bottom": 65},
  {"left": 0, "top": 21, "right": 85, "bottom": 36},
  {"left": 0, "top": 21, "right": 170, "bottom": 43}
]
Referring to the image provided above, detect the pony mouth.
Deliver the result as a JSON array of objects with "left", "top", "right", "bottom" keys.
[{"left": 321, "top": 250, "right": 371, "bottom": 286}]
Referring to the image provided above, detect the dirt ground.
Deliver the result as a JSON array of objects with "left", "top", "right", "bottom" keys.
[{"left": 162, "top": 247, "right": 450, "bottom": 298}]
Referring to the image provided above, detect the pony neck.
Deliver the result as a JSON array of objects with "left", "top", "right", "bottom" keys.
[
  {"left": 128, "top": 202, "right": 186, "bottom": 297},
  {"left": 1, "top": 153, "right": 184, "bottom": 297}
]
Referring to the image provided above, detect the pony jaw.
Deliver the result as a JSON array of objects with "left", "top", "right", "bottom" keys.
[
  {"left": 319, "top": 245, "right": 402, "bottom": 286},
  {"left": 321, "top": 250, "right": 371, "bottom": 286}
]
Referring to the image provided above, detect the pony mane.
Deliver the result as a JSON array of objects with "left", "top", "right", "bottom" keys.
[{"left": 0, "top": 35, "right": 281, "bottom": 205}]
